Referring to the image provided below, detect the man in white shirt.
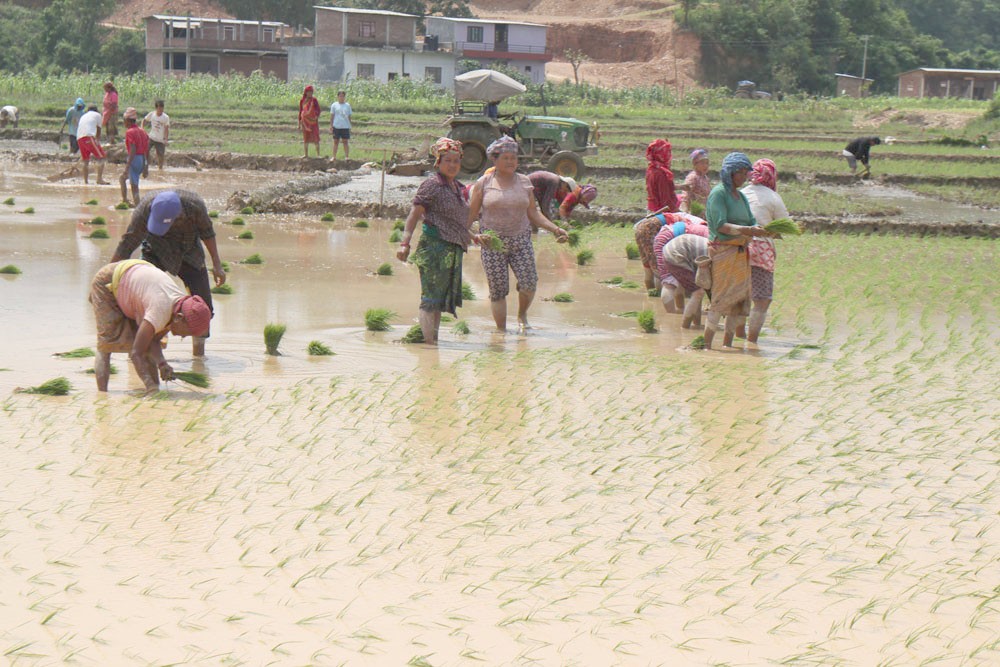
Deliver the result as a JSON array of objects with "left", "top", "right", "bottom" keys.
[
  {"left": 329, "top": 91, "right": 352, "bottom": 160},
  {"left": 0, "top": 105, "right": 18, "bottom": 128},
  {"left": 142, "top": 99, "right": 171, "bottom": 170},
  {"left": 76, "top": 104, "right": 108, "bottom": 185}
]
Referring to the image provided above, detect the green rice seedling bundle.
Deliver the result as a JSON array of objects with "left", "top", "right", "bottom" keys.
[
  {"left": 764, "top": 217, "right": 803, "bottom": 235},
  {"left": 461, "top": 281, "right": 476, "bottom": 300},
  {"left": 393, "top": 220, "right": 405, "bottom": 231},
  {"left": 625, "top": 242, "right": 640, "bottom": 259},
  {"left": 0, "top": 264, "right": 21, "bottom": 274},
  {"left": 576, "top": 249, "right": 595, "bottom": 266},
  {"left": 114, "top": 202, "right": 129, "bottom": 210},
  {"left": 307, "top": 340, "right": 335, "bottom": 356},
  {"left": 637, "top": 309, "right": 656, "bottom": 333},
  {"left": 173, "top": 371, "right": 210, "bottom": 388},
  {"left": 240, "top": 206, "right": 255, "bottom": 215},
  {"left": 355, "top": 220, "right": 369, "bottom": 228},
  {"left": 211, "top": 283, "right": 234, "bottom": 295},
  {"left": 620, "top": 280, "right": 641, "bottom": 289},
  {"left": 238, "top": 230, "right": 254, "bottom": 239},
  {"left": 480, "top": 229, "right": 506, "bottom": 252},
  {"left": 689, "top": 334, "right": 706, "bottom": 349},
  {"left": 89, "top": 216, "right": 106, "bottom": 225},
  {"left": 23, "top": 207, "right": 35, "bottom": 214},
  {"left": 321, "top": 212, "right": 334, "bottom": 222},
  {"left": 400, "top": 324, "right": 425, "bottom": 343},
  {"left": 85, "top": 199, "right": 99, "bottom": 206},
  {"left": 617, "top": 311, "right": 639, "bottom": 318},
  {"left": 2, "top": 197, "right": 14, "bottom": 205},
  {"left": 264, "top": 323, "right": 286, "bottom": 355},
  {"left": 689, "top": 200, "right": 706, "bottom": 217},
  {"left": 569, "top": 219, "right": 585, "bottom": 229},
  {"left": 376, "top": 263, "right": 393, "bottom": 276},
  {"left": 452, "top": 320, "right": 470, "bottom": 334},
  {"left": 600, "top": 276, "right": 624, "bottom": 285},
  {"left": 55, "top": 347, "right": 94, "bottom": 358},
  {"left": 552, "top": 292, "right": 574, "bottom": 302},
  {"left": 221, "top": 261, "right": 231, "bottom": 272},
  {"left": 388, "top": 229, "right": 402, "bottom": 243},
  {"left": 440, "top": 313, "right": 455, "bottom": 322},
  {"left": 208, "top": 210, "right": 219, "bottom": 218},
  {"left": 17, "top": 377, "right": 71, "bottom": 396},
  {"left": 85, "top": 364, "right": 117, "bottom": 374},
  {"left": 364, "top": 308, "right": 395, "bottom": 331},
  {"left": 567, "top": 230, "right": 582, "bottom": 247},
  {"left": 87, "top": 228, "right": 110, "bottom": 239},
  {"left": 648, "top": 288, "right": 659, "bottom": 296},
  {"left": 230, "top": 217, "right": 245, "bottom": 225},
  {"left": 242, "top": 253, "right": 263, "bottom": 264}
]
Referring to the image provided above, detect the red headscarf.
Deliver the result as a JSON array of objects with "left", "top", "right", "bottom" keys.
[
  {"left": 646, "top": 139, "right": 673, "bottom": 171},
  {"left": 299, "top": 85, "right": 319, "bottom": 125},
  {"left": 750, "top": 158, "right": 777, "bottom": 191}
]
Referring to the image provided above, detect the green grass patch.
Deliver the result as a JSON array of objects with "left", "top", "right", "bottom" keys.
[
  {"left": 264, "top": 323, "right": 286, "bottom": 355},
  {"left": 307, "top": 340, "right": 335, "bottom": 356},
  {"left": 376, "top": 262, "right": 393, "bottom": 276},
  {"left": 54, "top": 347, "right": 93, "bottom": 358},
  {"left": 17, "top": 377, "right": 71, "bottom": 396},
  {"left": 0, "top": 264, "right": 21, "bottom": 274},
  {"left": 364, "top": 308, "right": 395, "bottom": 332}
]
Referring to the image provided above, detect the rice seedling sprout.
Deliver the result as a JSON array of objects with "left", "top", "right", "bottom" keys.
[
  {"left": 87, "top": 228, "right": 110, "bottom": 239},
  {"left": 3, "top": 197, "right": 14, "bottom": 205},
  {"left": 625, "top": 242, "right": 640, "bottom": 259},
  {"left": 307, "top": 340, "right": 335, "bottom": 356},
  {"left": 238, "top": 230, "right": 254, "bottom": 239},
  {"left": 480, "top": 229, "right": 506, "bottom": 252},
  {"left": 17, "top": 377, "right": 71, "bottom": 396},
  {"left": 242, "top": 253, "right": 263, "bottom": 264},
  {"left": 576, "top": 249, "right": 595, "bottom": 266},
  {"left": 114, "top": 202, "right": 129, "bottom": 210},
  {"left": 54, "top": 347, "right": 94, "bottom": 358},
  {"left": 321, "top": 212, "right": 334, "bottom": 221},
  {"left": 84, "top": 199, "right": 98, "bottom": 206},
  {"left": 208, "top": 210, "right": 219, "bottom": 218},
  {"left": 221, "top": 261, "right": 231, "bottom": 272},
  {"left": 376, "top": 263, "right": 393, "bottom": 276},
  {"left": 764, "top": 217, "right": 803, "bottom": 235},
  {"left": 264, "top": 323, "right": 287, "bottom": 355},
  {"left": 552, "top": 292, "right": 574, "bottom": 302},
  {"left": 89, "top": 216, "right": 106, "bottom": 225},
  {"left": 388, "top": 229, "right": 402, "bottom": 243},
  {"left": 0, "top": 264, "right": 21, "bottom": 274},
  {"left": 689, "top": 334, "right": 706, "bottom": 349},
  {"left": 393, "top": 219, "right": 405, "bottom": 231},
  {"left": 400, "top": 324, "right": 425, "bottom": 343},
  {"left": 689, "top": 200, "right": 706, "bottom": 217},
  {"left": 461, "top": 281, "right": 476, "bottom": 300},
  {"left": 240, "top": 206, "right": 255, "bottom": 215},
  {"left": 567, "top": 230, "right": 582, "bottom": 247},
  {"left": 355, "top": 220, "right": 369, "bottom": 228},
  {"left": 364, "top": 308, "right": 395, "bottom": 331},
  {"left": 637, "top": 309, "right": 656, "bottom": 333},
  {"left": 230, "top": 217, "right": 245, "bottom": 225},
  {"left": 452, "top": 320, "right": 470, "bottom": 334},
  {"left": 23, "top": 207, "right": 35, "bottom": 214},
  {"left": 211, "top": 283, "right": 234, "bottom": 295},
  {"left": 173, "top": 371, "right": 210, "bottom": 388}
]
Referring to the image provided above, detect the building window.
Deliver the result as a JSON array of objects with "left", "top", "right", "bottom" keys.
[
  {"left": 360, "top": 21, "right": 375, "bottom": 38},
  {"left": 424, "top": 66, "right": 442, "bottom": 84},
  {"left": 223, "top": 25, "right": 235, "bottom": 40},
  {"left": 169, "top": 24, "right": 188, "bottom": 39},
  {"left": 262, "top": 27, "right": 275, "bottom": 42},
  {"left": 388, "top": 72, "right": 398, "bottom": 81},
  {"left": 524, "top": 65, "right": 532, "bottom": 72},
  {"left": 163, "top": 52, "right": 187, "bottom": 71},
  {"left": 357, "top": 63, "right": 375, "bottom": 79},
  {"left": 467, "top": 26, "right": 484, "bottom": 43}
]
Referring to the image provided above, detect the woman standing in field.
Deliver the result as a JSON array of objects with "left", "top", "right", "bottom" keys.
[
  {"left": 740, "top": 158, "right": 788, "bottom": 343},
  {"left": 467, "top": 136, "right": 570, "bottom": 333},
  {"left": 298, "top": 85, "right": 322, "bottom": 157},
  {"left": 637, "top": 138, "right": 679, "bottom": 289},
  {"left": 102, "top": 81, "right": 119, "bottom": 144},
  {"left": 396, "top": 138, "right": 472, "bottom": 344},
  {"left": 679, "top": 148, "right": 711, "bottom": 213},
  {"left": 702, "top": 152, "right": 771, "bottom": 350}
]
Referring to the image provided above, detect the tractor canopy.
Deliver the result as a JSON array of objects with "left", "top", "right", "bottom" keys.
[{"left": 454, "top": 69, "right": 527, "bottom": 102}]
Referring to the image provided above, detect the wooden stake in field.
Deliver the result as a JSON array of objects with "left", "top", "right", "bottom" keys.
[{"left": 379, "top": 148, "right": 387, "bottom": 218}]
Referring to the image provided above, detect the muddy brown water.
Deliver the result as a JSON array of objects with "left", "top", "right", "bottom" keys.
[{"left": 1, "top": 159, "right": 998, "bottom": 665}]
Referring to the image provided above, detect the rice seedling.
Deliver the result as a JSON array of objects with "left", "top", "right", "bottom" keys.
[
  {"left": 765, "top": 217, "right": 803, "bottom": 235},
  {"left": 364, "top": 308, "right": 395, "bottom": 331},
  {"left": 689, "top": 334, "right": 706, "bottom": 349},
  {"left": 240, "top": 206, "right": 255, "bottom": 215},
  {"left": 2, "top": 197, "right": 13, "bottom": 205},
  {"left": 567, "top": 230, "right": 582, "bottom": 247},
  {"left": 22, "top": 207, "right": 34, "bottom": 214},
  {"left": 625, "top": 242, "right": 640, "bottom": 259},
  {"left": 114, "top": 202, "right": 129, "bottom": 210},
  {"left": 637, "top": 309, "right": 656, "bottom": 333},
  {"left": 230, "top": 217, "right": 245, "bottom": 225},
  {"left": 617, "top": 310, "right": 639, "bottom": 317},
  {"left": 87, "top": 228, "right": 109, "bottom": 239},
  {"left": 264, "top": 323, "right": 286, "bottom": 355},
  {"left": 173, "top": 371, "right": 210, "bottom": 388},
  {"left": 238, "top": 230, "right": 254, "bottom": 239},
  {"left": 689, "top": 200, "right": 706, "bottom": 217},
  {"left": 620, "top": 280, "right": 641, "bottom": 289},
  {"left": 400, "top": 324, "right": 425, "bottom": 343},
  {"left": 88, "top": 216, "right": 106, "bottom": 225},
  {"left": 221, "top": 261, "right": 231, "bottom": 272},
  {"left": 480, "top": 229, "right": 506, "bottom": 252},
  {"left": 0, "top": 264, "right": 21, "bottom": 274},
  {"left": 84, "top": 199, "right": 98, "bottom": 205},
  {"left": 307, "top": 340, "right": 335, "bottom": 355},
  {"left": 461, "top": 281, "right": 476, "bottom": 300},
  {"left": 440, "top": 313, "right": 454, "bottom": 322},
  {"left": 16, "top": 377, "right": 71, "bottom": 396},
  {"left": 208, "top": 210, "right": 219, "bottom": 218},
  {"left": 376, "top": 263, "right": 393, "bottom": 276},
  {"left": 576, "top": 249, "right": 595, "bottom": 266},
  {"left": 211, "top": 283, "right": 234, "bottom": 295},
  {"left": 601, "top": 276, "right": 624, "bottom": 284},
  {"left": 54, "top": 347, "right": 94, "bottom": 358},
  {"left": 552, "top": 292, "right": 574, "bottom": 302},
  {"left": 355, "top": 220, "right": 369, "bottom": 228},
  {"left": 321, "top": 212, "right": 334, "bottom": 221},
  {"left": 85, "top": 364, "right": 117, "bottom": 374},
  {"left": 452, "top": 320, "right": 470, "bottom": 334},
  {"left": 242, "top": 253, "right": 263, "bottom": 264},
  {"left": 648, "top": 288, "right": 659, "bottom": 296},
  {"left": 388, "top": 229, "right": 402, "bottom": 243},
  {"left": 393, "top": 220, "right": 405, "bottom": 231}
]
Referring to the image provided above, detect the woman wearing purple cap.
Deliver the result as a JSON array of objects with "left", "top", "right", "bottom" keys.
[{"left": 89, "top": 260, "right": 212, "bottom": 393}]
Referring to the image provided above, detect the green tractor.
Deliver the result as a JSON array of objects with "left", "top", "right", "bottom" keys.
[{"left": 447, "top": 69, "right": 598, "bottom": 179}]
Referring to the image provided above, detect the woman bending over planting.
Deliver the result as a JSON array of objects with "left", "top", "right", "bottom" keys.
[
  {"left": 396, "top": 138, "right": 472, "bottom": 344},
  {"left": 653, "top": 214, "right": 708, "bottom": 316},
  {"left": 740, "top": 158, "right": 788, "bottom": 343},
  {"left": 467, "top": 136, "right": 569, "bottom": 333},
  {"left": 89, "top": 260, "right": 211, "bottom": 393}
]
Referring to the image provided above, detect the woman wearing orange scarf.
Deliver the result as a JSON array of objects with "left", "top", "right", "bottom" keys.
[{"left": 298, "top": 85, "right": 321, "bottom": 158}]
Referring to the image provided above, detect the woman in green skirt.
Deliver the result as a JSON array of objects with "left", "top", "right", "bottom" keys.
[{"left": 396, "top": 137, "right": 473, "bottom": 344}]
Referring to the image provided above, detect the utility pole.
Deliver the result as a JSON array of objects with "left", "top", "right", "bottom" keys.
[{"left": 860, "top": 35, "right": 870, "bottom": 82}]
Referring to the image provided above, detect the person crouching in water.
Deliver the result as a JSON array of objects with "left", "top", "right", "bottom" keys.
[
  {"left": 89, "top": 260, "right": 211, "bottom": 393},
  {"left": 119, "top": 108, "right": 149, "bottom": 207}
]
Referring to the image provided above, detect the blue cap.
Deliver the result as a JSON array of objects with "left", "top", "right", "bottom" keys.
[
  {"left": 147, "top": 191, "right": 182, "bottom": 236},
  {"left": 672, "top": 221, "right": 687, "bottom": 237},
  {"left": 75, "top": 97, "right": 85, "bottom": 108}
]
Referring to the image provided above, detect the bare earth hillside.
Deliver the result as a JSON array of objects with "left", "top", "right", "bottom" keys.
[{"left": 107, "top": 0, "right": 233, "bottom": 28}]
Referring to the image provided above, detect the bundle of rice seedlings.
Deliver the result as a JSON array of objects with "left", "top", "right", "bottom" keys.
[
  {"left": 452, "top": 320, "right": 470, "bottom": 334},
  {"left": 648, "top": 288, "right": 660, "bottom": 297},
  {"left": 576, "top": 249, "right": 594, "bottom": 266},
  {"left": 114, "top": 202, "right": 130, "bottom": 210},
  {"left": 321, "top": 212, "right": 334, "bottom": 222},
  {"left": 238, "top": 230, "right": 254, "bottom": 240},
  {"left": 689, "top": 334, "right": 706, "bottom": 349},
  {"left": 55, "top": 347, "right": 94, "bottom": 358},
  {"left": 240, "top": 206, "right": 255, "bottom": 215},
  {"left": 440, "top": 313, "right": 455, "bottom": 322},
  {"left": 208, "top": 210, "right": 219, "bottom": 218},
  {"left": 480, "top": 229, "right": 505, "bottom": 252},
  {"left": 0, "top": 264, "right": 21, "bottom": 274},
  {"left": 230, "top": 217, "right": 245, "bottom": 225},
  {"left": 393, "top": 220, "right": 405, "bottom": 231},
  {"left": 87, "top": 228, "right": 110, "bottom": 239},
  {"left": 221, "top": 261, "right": 231, "bottom": 272},
  {"left": 388, "top": 229, "right": 403, "bottom": 243},
  {"left": 400, "top": 324, "right": 425, "bottom": 343},
  {"left": 211, "top": 283, "right": 234, "bottom": 295},
  {"left": 461, "top": 282, "right": 476, "bottom": 300},
  {"left": 617, "top": 310, "right": 639, "bottom": 318},
  {"left": 376, "top": 263, "right": 393, "bottom": 276},
  {"left": 85, "top": 199, "right": 99, "bottom": 206},
  {"left": 566, "top": 230, "right": 582, "bottom": 247},
  {"left": 552, "top": 292, "right": 574, "bottom": 302},
  {"left": 264, "top": 323, "right": 286, "bottom": 355},
  {"left": 625, "top": 242, "right": 640, "bottom": 260},
  {"left": 2, "top": 197, "right": 14, "bottom": 205},
  {"left": 637, "top": 309, "right": 656, "bottom": 333},
  {"left": 764, "top": 217, "right": 803, "bottom": 235},
  {"left": 242, "top": 253, "right": 263, "bottom": 265},
  {"left": 620, "top": 280, "right": 641, "bottom": 289},
  {"left": 354, "top": 220, "right": 369, "bottom": 228},
  {"left": 173, "top": 371, "right": 210, "bottom": 388},
  {"left": 600, "top": 276, "right": 624, "bottom": 285},
  {"left": 569, "top": 219, "right": 585, "bottom": 229},
  {"left": 689, "top": 200, "right": 706, "bottom": 217},
  {"left": 17, "top": 377, "right": 71, "bottom": 396},
  {"left": 364, "top": 308, "right": 395, "bottom": 331},
  {"left": 23, "top": 207, "right": 35, "bottom": 214},
  {"left": 307, "top": 340, "right": 335, "bottom": 356},
  {"left": 89, "top": 216, "right": 106, "bottom": 225},
  {"left": 85, "top": 364, "right": 117, "bottom": 374}
]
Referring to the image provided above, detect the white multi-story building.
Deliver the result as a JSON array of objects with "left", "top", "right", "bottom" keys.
[{"left": 423, "top": 16, "right": 551, "bottom": 84}]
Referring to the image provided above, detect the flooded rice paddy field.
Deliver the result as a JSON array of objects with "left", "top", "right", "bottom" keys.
[{"left": 1, "top": 161, "right": 999, "bottom": 666}]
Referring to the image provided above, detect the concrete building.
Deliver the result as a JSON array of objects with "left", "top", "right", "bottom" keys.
[
  {"left": 897, "top": 68, "right": 1000, "bottom": 100},
  {"left": 835, "top": 73, "right": 873, "bottom": 98},
  {"left": 144, "top": 15, "right": 290, "bottom": 79},
  {"left": 288, "top": 6, "right": 456, "bottom": 88},
  {"left": 423, "top": 17, "right": 551, "bottom": 84}
]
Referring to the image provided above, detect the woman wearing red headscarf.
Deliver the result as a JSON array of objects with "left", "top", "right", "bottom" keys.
[
  {"left": 635, "top": 139, "right": 680, "bottom": 288},
  {"left": 298, "top": 85, "right": 321, "bottom": 157},
  {"left": 740, "top": 158, "right": 788, "bottom": 344}
]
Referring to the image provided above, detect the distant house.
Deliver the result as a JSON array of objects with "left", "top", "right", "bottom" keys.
[
  {"left": 897, "top": 68, "right": 1000, "bottom": 100},
  {"left": 423, "top": 17, "right": 551, "bottom": 84},
  {"left": 287, "top": 6, "right": 456, "bottom": 88},
  {"left": 835, "top": 73, "right": 873, "bottom": 98},
  {"left": 144, "top": 15, "right": 290, "bottom": 79}
]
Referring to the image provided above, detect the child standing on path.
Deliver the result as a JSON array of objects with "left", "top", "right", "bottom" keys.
[
  {"left": 330, "top": 91, "right": 352, "bottom": 160},
  {"left": 142, "top": 100, "right": 171, "bottom": 170}
]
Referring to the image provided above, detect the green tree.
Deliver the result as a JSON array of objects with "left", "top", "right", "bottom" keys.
[
  {"left": 98, "top": 29, "right": 146, "bottom": 74},
  {"left": 0, "top": 4, "right": 44, "bottom": 71}
]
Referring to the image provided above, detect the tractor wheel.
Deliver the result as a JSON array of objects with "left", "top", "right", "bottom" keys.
[
  {"left": 460, "top": 142, "right": 488, "bottom": 176},
  {"left": 547, "top": 151, "right": 585, "bottom": 179}
]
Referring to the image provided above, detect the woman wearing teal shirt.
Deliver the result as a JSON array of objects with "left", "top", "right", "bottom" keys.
[{"left": 702, "top": 152, "right": 770, "bottom": 349}]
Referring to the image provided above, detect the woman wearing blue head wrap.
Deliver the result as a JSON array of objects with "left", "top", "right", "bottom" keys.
[{"left": 702, "top": 151, "right": 770, "bottom": 350}]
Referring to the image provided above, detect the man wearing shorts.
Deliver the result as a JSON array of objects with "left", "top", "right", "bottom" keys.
[
  {"left": 142, "top": 100, "right": 170, "bottom": 170},
  {"left": 77, "top": 104, "right": 108, "bottom": 185},
  {"left": 330, "top": 90, "right": 352, "bottom": 160},
  {"left": 119, "top": 108, "right": 150, "bottom": 207},
  {"left": 59, "top": 98, "right": 86, "bottom": 155}
]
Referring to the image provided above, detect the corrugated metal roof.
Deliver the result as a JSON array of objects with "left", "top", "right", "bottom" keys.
[
  {"left": 314, "top": 6, "right": 417, "bottom": 18},
  {"left": 150, "top": 14, "right": 288, "bottom": 27},
  {"left": 835, "top": 73, "right": 873, "bottom": 81},
  {"left": 901, "top": 68, "right": 1000, "bottom": 76},
  {"left": 425, "top": 16, "right": 547, "bottom": 28}
]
